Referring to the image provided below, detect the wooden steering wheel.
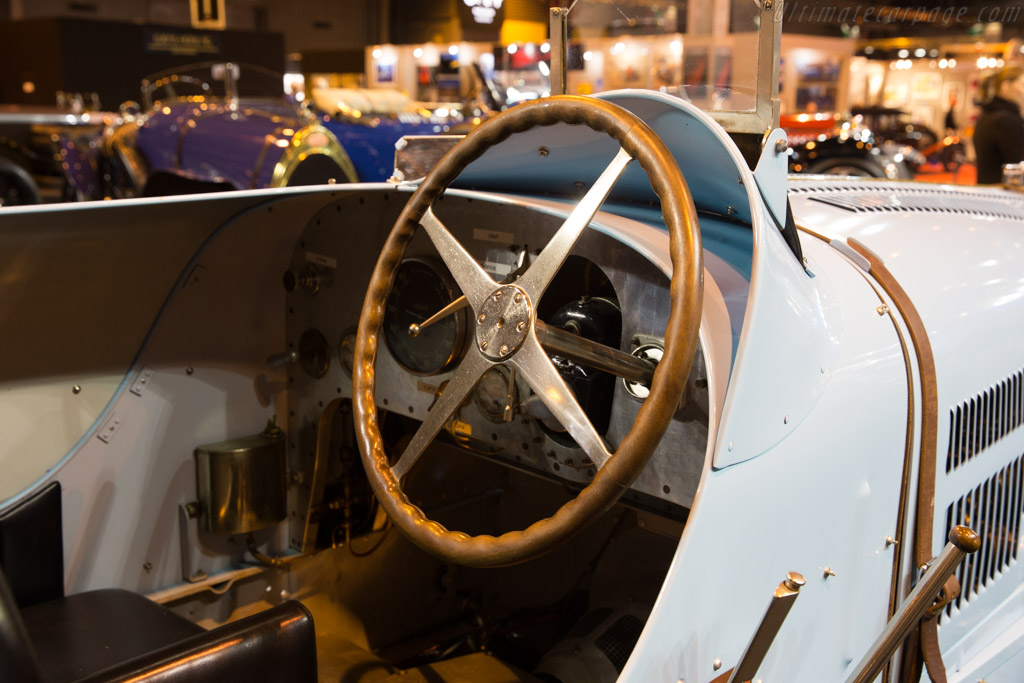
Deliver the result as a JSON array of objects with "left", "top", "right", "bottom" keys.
[{"left": 353, "top": 96, "right": 703, "bottom": 567}]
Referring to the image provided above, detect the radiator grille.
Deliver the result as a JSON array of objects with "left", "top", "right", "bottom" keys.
[
  {"left": 942, "top": 455, "right": 1024, "bottom": 622},
  {"left": 947, "top": 369, "right": 1024, "bottom": 472}
]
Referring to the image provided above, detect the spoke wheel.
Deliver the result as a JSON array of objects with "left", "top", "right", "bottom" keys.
[{"left": 353, "top": 96, "right": 703, "bottom": 567}]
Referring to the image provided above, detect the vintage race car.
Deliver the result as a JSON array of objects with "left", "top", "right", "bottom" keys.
[
  {"left": 0, "top": 5, "right": 1020, "bottom": 683},
  {"left": 60, "top": 63, "right": 462, "bottom": 200},
  {"left": 850, "top": 106, "right": 967, "bottom": 173},
  {"left": 0, "top": 105, "right": 114, "bottom": 206},
  {"left": 781, "top": 112, "right": 914, "bottom": 179}
]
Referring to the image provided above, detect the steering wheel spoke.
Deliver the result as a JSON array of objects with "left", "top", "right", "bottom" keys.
[
  {"left": 419, "top": 207, "right": 496, "bottom": 311},
  {"left": 354, "top": 96, "right": 702, "bottom": 567},
  {"left": 518, "top": 147, "right": 633, "bottom": 301},
  {"left": 511, "top": 337, "right": 612, "bottom": 470},
  {"left": 391, "top": 351, "right": 492, "bottom": 480}
]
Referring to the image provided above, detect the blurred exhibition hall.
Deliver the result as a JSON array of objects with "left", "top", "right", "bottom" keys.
[{"left": 1, "top": 0, "right": 1023, "bottom": 204}]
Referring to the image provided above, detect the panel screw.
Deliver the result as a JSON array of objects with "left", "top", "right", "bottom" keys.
[
  {"left": 824, "top": 566, "right": 836, "bottom": 578},
  {"left": 478, "top": 314, "right": 486, "bottom": 324},
  {"left": 72, "top": 385, "right": 82, "bottom": 394},
  {"left": 774, "top": 138, "right": 788, "bottom": 154},
  {"left": 481, "top": 341, "right": 489, "bottom": 350},
  {"left": 143, "top": 561, "right": 153, "bottom": 573},
  {"left": 186, "top": 367, "right": 194, "bottom": 375},
  {"left": 763, "top": 0, "right": 773, "bottom": 9},
  {"left": 513, "top": 292, "right": 522, "bottom": 303},
  {"left": 713, "top": 659, "right": 723, "bottom": 671},
  {"left": 538, "top": 146, "right": 549, "bottom": 157},
  {"left": 877, "top": 304, "right": 889, "bottom": 316},
  {"left": 886, "top": 536, "right": 898, "bottom": 547},
  {"left": 499, "top": 344, "right": 509, "bottom": 356},
  {"left": 494, "top": 291, "right": 503, "bottom": 300},
  {"left": 516, "top": 321, "right": 526, "bottom": 332}
]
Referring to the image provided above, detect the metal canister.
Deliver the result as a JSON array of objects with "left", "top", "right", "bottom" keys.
[{"left": 194, "top": 424, "right": 286, "bottom": 535}]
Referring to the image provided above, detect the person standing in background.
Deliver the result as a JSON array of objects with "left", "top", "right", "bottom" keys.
[
  {"left": 973, "top": 64, "right": 1024, "bottom": 184},
  {"left": 944, "top": 91, "right": 958, "bottom": 132}
]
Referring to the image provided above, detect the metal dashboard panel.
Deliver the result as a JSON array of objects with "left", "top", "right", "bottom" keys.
[{"left": 284, "top": 189, "right": 709, "bottom": 532}]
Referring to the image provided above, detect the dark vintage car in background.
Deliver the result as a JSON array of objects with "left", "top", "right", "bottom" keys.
[
  {"left": 58, "top": 62, "right": 465, "bottom": 201},
  {"left": 781, "top": 111, "right": 914, "bottom": 179},
  {"left": 0, "top": 105, "right": 113, "bottom": 206},
  {"left": 850, "top": 105, "right": 967, "bottom": 172}
]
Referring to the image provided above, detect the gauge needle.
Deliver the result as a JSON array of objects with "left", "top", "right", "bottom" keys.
[
  {"left": 408, "top": 295, "right": 469, "bottom": 337},
  {"left": 503, "top": 366, "right": 517, "bottom": 422},
  {"left": 408, "top": 249, "right": 529, "bottom": 337}
]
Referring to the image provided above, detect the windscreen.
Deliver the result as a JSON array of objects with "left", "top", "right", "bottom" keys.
[
  {"left": 557, "top": 0, "right": 767, "bottom": 119},
  {"left": 141, "top": 62, "right": 288, "bottom": 106}
]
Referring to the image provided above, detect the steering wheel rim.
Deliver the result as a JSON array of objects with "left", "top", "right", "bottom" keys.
[{"left": 353, "top": 95, "right": 703, "bottom": 567}]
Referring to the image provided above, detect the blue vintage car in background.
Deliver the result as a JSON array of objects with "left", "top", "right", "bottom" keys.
[{"left": 60, "top": 62, "right": 463, "bottom": 200}]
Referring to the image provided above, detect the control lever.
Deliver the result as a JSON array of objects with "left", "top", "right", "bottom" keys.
[
  {"left": 844, "top": 526, "right": 980, "bottom": 683},
  {"left": 708, "top": 572, "right": 805, "bottom": 683},
  {"left": 266, "top": 350, "right": 298, "bottom": 369}
]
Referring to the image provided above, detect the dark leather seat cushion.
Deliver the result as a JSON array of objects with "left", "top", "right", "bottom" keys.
[
  {"left": 21, "top": 589, "right": 203, "bottom": 682},
  {"left": 75, "top": 600, "right": 317, "bottom": 683}
]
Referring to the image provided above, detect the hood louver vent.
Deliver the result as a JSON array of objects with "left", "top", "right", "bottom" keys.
[
  {"left": 791, "top": 184, "right": 1024, "bottom": 222},
  {"left": 947, "top": 368, "right": 1024, "bottom": 473},
  {"left": 942, "top": 454, "right": 1024, "bottom": 623}
]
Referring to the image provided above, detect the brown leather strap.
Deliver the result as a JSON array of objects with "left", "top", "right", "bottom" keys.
[
  {"left": 920, "top": 574, "right": 961, "bottom": 683},
  {"left": 848, "top": 239, "right": 944, "bottom": 682},
  {"left": 920, "top": 620, "right": 945, "bottom": 683}
]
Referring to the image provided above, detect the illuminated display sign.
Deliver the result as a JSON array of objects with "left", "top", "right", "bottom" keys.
[
  {"left": 459, "top": 0, "right": 504, "bottom": 40},
  {"left": 463, "top": 0, "right": 503, "bottom": 24},
  {"left": 144, "top": 29, "right": 221, "bottom": 56}
]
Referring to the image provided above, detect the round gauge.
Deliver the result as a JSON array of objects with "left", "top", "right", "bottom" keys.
[
  {"left": 298, "top": 328, "right": 330, "bottom": 378},
  {"left": 383, "top": 258, "right": 467, "bottom": 375},
  {"left": 474, "top": 366, "right": 517, "bottom": 422}
]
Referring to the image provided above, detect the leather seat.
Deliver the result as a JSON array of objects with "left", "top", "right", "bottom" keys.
[
  {"left": 0, "top": 482, "right": 318, "bottom": 682},
  {"left": 1, "top": 568, "right": 318, "bottom": 682}
]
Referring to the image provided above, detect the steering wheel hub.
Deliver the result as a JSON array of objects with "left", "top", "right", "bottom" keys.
[{"left": 475, "top": 284, "right": 532, "bottom": 360}]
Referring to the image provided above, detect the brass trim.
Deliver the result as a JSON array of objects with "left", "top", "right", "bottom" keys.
[
  {"left": 796, "top": 225, "right": 918, "bottom": 683},
  {"left": 101, "top": 122, "right": 148, "bottom": 196},
  {"left": 846, "top": 239, "right": 944, "bottom": 683},
  {"left": 847, "top": 239, "right": 939, "bottom": 571},
  {"left": 269, "top": 124, "right": 359, "bottom": 188}
]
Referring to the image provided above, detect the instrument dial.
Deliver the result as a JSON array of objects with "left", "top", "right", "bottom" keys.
[
  {"left": 473, "top": 366, "right": 517, "bottom": 422},
  {"left": 383, "top": 258, "right": 466, "bottom": 375}
]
